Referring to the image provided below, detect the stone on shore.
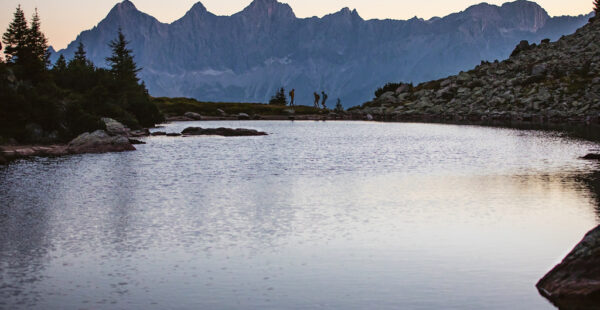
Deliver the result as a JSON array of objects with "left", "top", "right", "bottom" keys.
[
  {"left": 238, "top": 113, "right": 250, "bottom": 120},
  {"left": 536, "top": 225, "right": 600, "bottom": 310},
  {"left": 184, "top": 112, "right": 203, "bottom": 120},
  {"left": 181, "top": 127, "right": 267, "bottom": 136},
  {"left": 102, "top": 118, "right": 129, "bottom": 136},
  {"left": 67, "top": 130, "right": 135, "bottom": 154}
]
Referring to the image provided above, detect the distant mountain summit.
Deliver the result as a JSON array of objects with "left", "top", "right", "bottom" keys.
[{"left": 54, "top": 0, "right": 591, "bottom": 107}]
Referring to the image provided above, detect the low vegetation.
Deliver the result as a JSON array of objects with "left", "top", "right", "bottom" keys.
[{"left": 153, "top": 97, "right": 324, "bottom": 117}]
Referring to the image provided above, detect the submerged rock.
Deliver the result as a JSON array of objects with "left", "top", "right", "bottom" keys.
[
  {"left": 129, "top": 139, "right": 146, "bottom": 145},
  {"left": 181, "top": 127, "right": 267, "bottom": 136},
  {"left": 582, "top": 153, "right": 600, "bottom": 160},
  {"left": 67, "top": 130, "right": 135, "bottom": 154},
  {"left": 537, "top": 225, "right": 600, "bottom": 310}
]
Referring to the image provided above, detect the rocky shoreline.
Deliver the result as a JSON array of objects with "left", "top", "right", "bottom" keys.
[
  {"left": 0, "top": 118, "right": 271, "bottom": 165},
  {"left": 354, "top": 20, "right": 600, "bottom": 129}
]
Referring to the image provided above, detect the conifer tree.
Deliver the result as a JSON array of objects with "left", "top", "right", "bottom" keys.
[
  {"left": 70, "top": 42, "right": 93, "bottom": 69},
  {"left": 595, "top": 0, "right": 600, "bottom": 16},
  {"left": 106, "top": 29, "right": 140, "bottom": 87},
  {"left": 2, "top": 5, "right": 29, "bottom": 65},
  {"left": 53, "top": 54, "right": 67, "bottom": 72},
  {"left": 28, "top": 9, "right": 50, "bottom": 70},
  {"left": 269, "top": 87, "right": 287, "bottom": 105}
]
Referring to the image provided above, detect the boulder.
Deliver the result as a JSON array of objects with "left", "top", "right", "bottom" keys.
[
  {"left": 582, "top": 153, "right": 600, "bottom": 160},
  {"left": 511, "top": 40, "right": 531, "bottom": 57},
  {"left": 151, "top": 131, "right": 167, "bottom": 136},
  {"left": 183, "top": 112, "right": 203, "bottom": 120},
  {"left": 217, "top": 109, "right": 226, "bottom": 116},
  {"left": 67, "top": 130, "right": 135, "bottom": 154},
  {"left": 537, "top": 225, "right": 600, "bottom": 309},
  {"left": 101, "top": 118, "right": 129, "bottom": 136},
  {"left": 238, "top": 113, "right": 250, "bottom": 120},
  {"left": 181, "top": 127, "right": 268, "bottom": 137},
  {"left": 130, "top": 129, "right": 150, "bottom": 137},
  {"left": 395, "top": 84, "right": 410, "bottom": 94},
  {"left": 366, "top": 114, "right": 374, "bottom": 121},
  {"left": 166, "top": 133, "right": 182, "bottom": 137},
  {"left": 531, "top": 63, "right": 548, "bottom": 76}
]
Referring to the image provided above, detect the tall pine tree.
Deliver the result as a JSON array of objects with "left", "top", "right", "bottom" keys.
[
  {"left": 71, "top": 42, "right": 93, "bottom": 69},
  {"left": 2, "top": 5, "right": 29, "bottom": 65},
  {"left": 28, "top": 9, "right": 50, "bottom": 71},
  {"left": 595, "top": 0, "right": 600, "bottom": 16},
  {"left": 106, "top": 29, "right": 140, "bottom": 88}
]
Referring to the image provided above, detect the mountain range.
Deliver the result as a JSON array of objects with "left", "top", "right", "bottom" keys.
[{"left": 52, "top": 0, "right": 591, "bottom": 107}]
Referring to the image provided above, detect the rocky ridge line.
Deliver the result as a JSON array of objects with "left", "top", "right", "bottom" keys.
[{"left": 356, "top": 19, "right": 600, "bottom": 125}]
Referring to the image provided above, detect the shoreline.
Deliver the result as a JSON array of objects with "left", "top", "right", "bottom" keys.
[{"left": 3, "top": 117, "right": 599, "bottom": 165}]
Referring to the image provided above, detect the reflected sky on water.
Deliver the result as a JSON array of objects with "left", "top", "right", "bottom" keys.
[{"left": 1, "top": 121, "right": 599, "bottom": 309}]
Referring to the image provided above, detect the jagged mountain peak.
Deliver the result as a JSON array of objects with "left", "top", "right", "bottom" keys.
[
  {"left": 110, "top": 0, "right": 139, "bottom": 15},
  {"left": 237, "top": 0, "right": 296, "bottom": 19},
  {"left": 326, "top": 7, "right": 363, "bottom": 21},
  {"left": 178, "top": 1, "right": 214, "bottom": 20},
  {"left": 500, "top": 0, "right": 550, "bottom": 31},
  {"left": 189, "top": 2, "right": 208, "bottom": 13}
]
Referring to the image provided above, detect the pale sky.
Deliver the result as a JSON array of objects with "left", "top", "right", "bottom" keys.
[{"left": 0, "top": 0, "right": 594, "bottom": 49}]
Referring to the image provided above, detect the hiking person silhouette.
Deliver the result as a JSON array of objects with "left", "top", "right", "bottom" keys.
[
  {"left": 321, "top": 91, "right": 328, "bottom": 109},
  {"left": 314, "top": 92, "right": 320, "bottom": 108},
  {"left": 289, "top": 89, "right": 295, "bottom": 107}
]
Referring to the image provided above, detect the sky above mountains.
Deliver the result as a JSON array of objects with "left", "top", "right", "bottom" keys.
[{"left": 1, "top": 0, "right": 594, "bottom": 49}]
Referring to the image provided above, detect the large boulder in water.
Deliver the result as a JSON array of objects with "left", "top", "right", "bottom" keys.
[
  {"left": 181, "top": 127, "right": 267, "bottom": 136},
  {"left": 537, "top": 225, "right": 600, "bottom": 309},
  {"left": 67, "top": 130, "right": 135, "bottom": 154}
]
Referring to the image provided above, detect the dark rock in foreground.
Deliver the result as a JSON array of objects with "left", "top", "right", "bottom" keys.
[
  {"left": 129, "top": 139, "right": 146, "bottom": 145},
  {"left": 537, "top": 225, "right": 600, "bottom": 310},
  {"left": 582, "top": 153, "right": 600, "bottom": 160},
  {"left": 181, "top": 127, "right": 267, "bottom": 137}
]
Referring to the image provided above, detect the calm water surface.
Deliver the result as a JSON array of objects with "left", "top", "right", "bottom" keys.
[{"left": 1, "top": 121, "right": 599, "bottom": 310}]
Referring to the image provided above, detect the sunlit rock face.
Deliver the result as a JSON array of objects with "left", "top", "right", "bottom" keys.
[{"left": 53, "top": 0, "right": 590, "bottom": 107}]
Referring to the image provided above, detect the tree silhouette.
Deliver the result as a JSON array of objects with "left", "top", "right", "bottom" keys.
[
  {"left": 595, "top": 0, "right": 600, "bottom": 16},
  {"left": 27, "top": 9, "right": 50, "bottom": 70},
  {"left": 2, "top": 5, "right": 29, "bottom": 65},
  {"left": 106, "top": 29, "right": 140, "bottom": 88},
  {"left": 53, "top": 54, "right": 66, "bottom": 72},
  {"left": 269, "top": 87, "right": 287, "bottom": 105}
]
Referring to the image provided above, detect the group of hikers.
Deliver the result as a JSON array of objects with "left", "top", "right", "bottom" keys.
[{"left": 288, "top": 89, "right": 331, "bottom": 109}]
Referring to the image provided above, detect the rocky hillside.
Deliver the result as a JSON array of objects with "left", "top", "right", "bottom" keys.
[
  {"left": 52, "top": 0, "right": 590, "bottom": 107},
  {"left": 356, "top": 18, "right": 600, "bottom": 124}
]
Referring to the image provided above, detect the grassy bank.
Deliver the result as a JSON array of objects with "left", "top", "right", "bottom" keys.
[{"left": 153, "top": 97, "right": 324, "bottom": 117}]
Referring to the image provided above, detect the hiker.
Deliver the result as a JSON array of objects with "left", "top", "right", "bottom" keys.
[
  {"left": 289, "top": 89, "right": 295, "bottom": 107},
  {"left": 321, "top": 91, "right": 328, "bottom": 109},
  {"left": 314, "top": 92, "right": 320, "bottom": 108}
]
